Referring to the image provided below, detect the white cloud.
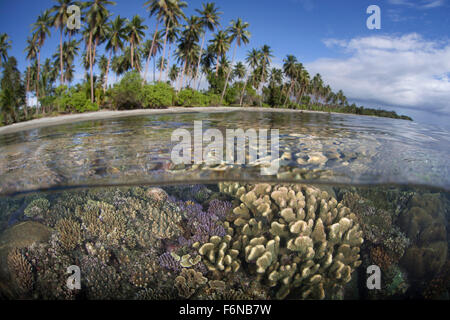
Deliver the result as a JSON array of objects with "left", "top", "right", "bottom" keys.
[
  {"left": 388, "top": 0, "right": 446, "bottom": 9},
  {"left": 307, "top": 33, "right": 450, "bottom": 116}
]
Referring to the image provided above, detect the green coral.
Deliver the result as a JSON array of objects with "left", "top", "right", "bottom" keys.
[{"left": 24, "top": 198, "right": 50, "bottom": 220}]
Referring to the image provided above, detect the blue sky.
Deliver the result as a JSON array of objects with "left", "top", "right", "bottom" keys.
[{"left": 0, "top": 0, "right": 449, "bottom": 126}]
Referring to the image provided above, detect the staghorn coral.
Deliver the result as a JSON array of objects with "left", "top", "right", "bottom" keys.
[
  {"left": 175, "top": 268, "right": 208, "bottom": 298},
  {"left": 7, "top": 248, "right": 33, "bottom": 296},
  {"left": 56, "top": 218, "right": 82, "bottom": 251},
  {"left": 217, "top": 182, "right": 364, "bottom": 300}
]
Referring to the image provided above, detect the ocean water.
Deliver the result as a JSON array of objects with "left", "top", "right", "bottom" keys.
[{"left": 0, "top": 110, "right": 448, "bottom": 300}]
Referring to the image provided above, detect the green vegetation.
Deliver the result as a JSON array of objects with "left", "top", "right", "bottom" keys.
[{"left": 0, "top": 1, "right": 412, "bottom": 127}]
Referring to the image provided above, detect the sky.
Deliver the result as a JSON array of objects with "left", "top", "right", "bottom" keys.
[{"left": 0, "top": 0, "right": 449, "bottom": 127}]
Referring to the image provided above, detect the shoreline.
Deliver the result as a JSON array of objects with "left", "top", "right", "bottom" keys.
[{"left": 0, "top": 106, "right": 397, "bottom": 135}]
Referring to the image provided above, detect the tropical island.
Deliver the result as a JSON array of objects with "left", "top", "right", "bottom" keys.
[{"left": 0, "top": 0, "right": 412, "bottom": 128}]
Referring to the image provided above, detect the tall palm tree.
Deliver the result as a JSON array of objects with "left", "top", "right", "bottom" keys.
[
  {"left": 50, "top": 0, "right": 74, "bottom": 85},
  {"left": 258, "top": 44, "right": 273, "bottom": 107},
  {"left": 104, "top": 15, "right": 127, "bottom": 91},
  {"left": 233, "top": 62, "right": 246, "bottom": 80},
  {"left": 143, "top": 0, "right": 175, "bottom": 82},
  {"left": 142, "top": 31, "right": 163, "bottom": 82},
  {"left": 85, "top": 0, "right": 115, "bottom": 102},
  {"left": 209, "top": 30, "right": 230, "bottom": 76},
  {"left": 63, "top": 40, "right": 79, "bottom": 84},
  {"left": 0, "top": 33, "right": 12, "bottom": 70},
  {"left": 158, "top": 0, "right": 186, "bottom": 82},
  {"left": 295, "top": 68, "right": 310, "bottom": 105},
  {"left": 220, "top": 18, "right": 250, "bottom": 104},
  {"left": 32, "top": 10, "right": 52, "bottom": 112},
  {"left": 164, "top": 23, "right": 179, "bottom": 81},
  {"left": 311, "top": 73, "right": 323, "bottom": 104},
  {"left": 282, "top": 54, "right": 298, "bottom": 106},
  {"left": 126, "top": 15, "right": 147, "bottom": 70},
  {"left": 168, "top": 64, "right": 180, "bottom": 84},
  {"left": 240, "top": 48, "right": 260, "bottom": 106},
  {"left": 193, "top": 2, "right": 222, "bottom": 88},
  {"left": 24, "top": 37, "right": 38, "bottom": 110}
]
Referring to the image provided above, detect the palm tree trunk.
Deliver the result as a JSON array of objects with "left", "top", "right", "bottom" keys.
[
  {"left": 178, "top": 58, "right": 187, "bottom": 91},
  {"left": 104, "top": 51, "right": 112, "bottom": 93},
  {"left": 220, "top": 42, "right": 237, "bottom": 105},
  {"left": 36, "top": 48, "right": 41, "bottom": 115},
  {"left": 153, "top": 56, "right": 156, "bottom": 82},
  {"left": 88, "top": 31, "right": 94, "bottom": 103},
  {"left": 59, "top": 29, "right": 64, "bottom": 85},
  {"left": 131, "top": 40, "right": 134, "bottom": 70},
  {"left": 259, "top": 64, "right": 266, "bottom": 108},
  {"left": 159, "top": 23, "right": 169, "bottom": 82},
  {"left": 215, "top": 56, "right": 220, "bottom": 76},
  {"left": 143, "top": 23, "right": 158, "bottom": 83},
  {"left": 165, "top": 43, "right": 171, "bottom": 82},
  {"left": 240, "top": 73, "right": 249, "bottom": 107},
  {"left": 193, "top": 33, "right": 206, "bottom": 89},
  {"left": 283, "top": 80, "right": 294, "bottom": 106}
]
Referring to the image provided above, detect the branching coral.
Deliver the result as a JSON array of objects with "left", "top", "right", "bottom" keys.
[
  {"left": 56, "top": 218, "right": 82, "bottom": 251},
  {"left": 7, "top": 248, "right": 33, "bottom": 295},
  {"left": 216, "top": 182, "right": 364, "bottom": 299}
]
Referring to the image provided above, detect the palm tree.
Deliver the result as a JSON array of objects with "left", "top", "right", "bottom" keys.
[
  {"left": 164, "top": 23, "right": 179, "bottom": 81},
  {"left": 233, "top": 62, "right": 246, "bottom": 80},
  {"left": 282, "top": 54, "right": 298, "bottom": 106},
  {"left": 0, "top": 33, "right": 12, "bottom": 70},
  {"left": 126, "top": 15, "right": 147, "bottom": 70},
  {"left": 104, "top": 15, "right": 127, "bottom": 91},
  {"left": 311, "top": 73, "right": 323, "bottom": 104},
  {"left": 168, "top": 64, "right": 180, "bottom": 84},
  {"left": 209, "top": 30, "right": 230, "bottom": 76},
  {"left": 24, "top": 37, "right": 38, "bottom": 110},
  {"left": 157, "top": 56, "right": 167, "bottom": 73},
  {"left": 258, "top": 44, "right": 273, "bottom": 107},
  {"left": 32, "top": 10, "right": 52, "bottom": 112},
  {"left": 193, "top": 2, "right": 222, "bottom": 88},
  {"left": 85, "top": 0, "right": 115, "bottom": 102},
  {"left": 220, "top": 18, "right": 250, "bottom": 104},
  {"left": 50, "top": 0, "right": 74, "bottom": 85},
  {"left": 158, "top": 0, "right": 186, "bottom": 82},
  {"left": 240, "top": 48, "right": 260, "bottom": 106},
  {"left": 142, "top": 32, "right": 163, "bottom": 82},
  {"left": 295, "top": 68, "right": 310, "bottom": 105},
  {"left": 143, "top": 0, "right": 178, "bottom": 82},
  {"left": 175, "top": 15, "right": 202, "bottom": 90}
]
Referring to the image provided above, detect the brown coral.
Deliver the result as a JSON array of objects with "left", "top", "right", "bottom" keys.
[
  {"left": 175, "top": 268, "right": 207, "bottom": 299},
  {"left": 56, "top": 218, "right": 82, "bottom": 251},
  {"left": 7, "top": 249, "right": 33, "bottom": 295}
]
